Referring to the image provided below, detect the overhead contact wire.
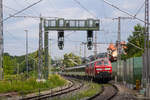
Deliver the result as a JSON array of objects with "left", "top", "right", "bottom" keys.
[
  {"left": 73, "top": 0, "right": 98, "bottom": 18},
  {"left": 101, "top": 0, "right": 146, "bottom": 23},
  {"left": 2, "top": 0, "right": 44, "bottom": 23}
]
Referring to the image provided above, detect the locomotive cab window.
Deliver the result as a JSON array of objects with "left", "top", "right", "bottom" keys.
[
  {"left": 96, "top": 61, "right": 102, "bottom": 66},
  {"left": 104, "top": 61, "right": 109, "bottom": 65}
]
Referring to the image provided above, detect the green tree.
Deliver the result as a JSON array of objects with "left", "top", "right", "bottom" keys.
[
  {"left": 122, "top": 24, "right": 145, "bottom": 59},
  {"left": 63, "top": 53, "right": 81, "bottom": 67},
  {"left": 3, "top": 53, "right": 17, "bottom": 75}
]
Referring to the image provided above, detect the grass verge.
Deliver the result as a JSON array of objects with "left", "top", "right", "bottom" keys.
[
  {"left": 53, "top": 81, "right": 102, "bottom": 100},
  {"left": 0, "top": 74, "right": 67, "bottom": 95}
]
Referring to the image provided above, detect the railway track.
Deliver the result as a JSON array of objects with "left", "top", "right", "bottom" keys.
[
  {"left": 88, "top": 84, "right": 118, "bottom": 100},
  {"left": 20, "top": 78, "right": 84, "bottom": 100},
  {"left": 60, "top": 75, "right": 136, "bottom": 100},
  {"left": 62, "top": 74, "right": 119, "bottom": 100}
]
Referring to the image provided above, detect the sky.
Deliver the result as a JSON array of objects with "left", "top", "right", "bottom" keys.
[{"left": 3, "top": 0, "right": 145, "bottom": 59}]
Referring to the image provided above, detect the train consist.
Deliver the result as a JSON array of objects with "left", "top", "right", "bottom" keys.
[
  {"left": 62, "top": 58, "right": 112, "bottom": 83},
  {"left": 61, "top": 42, "right": 127, "bottom": 83}
]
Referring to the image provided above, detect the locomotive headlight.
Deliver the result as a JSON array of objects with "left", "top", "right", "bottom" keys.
[
  {"left": 96, "top": 68, "right": 103, "bottom": 71},
  {"left": 105, "top": 68, "right": 111, "bottom": 70}
]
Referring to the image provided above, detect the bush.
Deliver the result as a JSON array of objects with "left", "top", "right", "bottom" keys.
[{"left": 0, "top": 74, "right": 67, "bottom": 95}]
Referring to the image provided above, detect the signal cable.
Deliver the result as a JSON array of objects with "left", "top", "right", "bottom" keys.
[
  {"left": 5, "top": 30, "right": 39, "bottom": 64},
  {"left": 101, "top": 0, "right": 146, "bottom": 23},
  {"left": 134, "top": 1, "right": 145, "bottom": 17},
  {"left": 2, "top": 0, "right": 44, "bottom": 23},
  {"left": 3, "top": 5, "right": 18, "bottom": 12},
  {"left": 3, "top": 4, "right": 40, "bottom": 21},
  {"left": 128, "top": 42, "right": 144, "bottom": 51},
  {"left": 23, "top": 0, "right": 40, "bottom": 15},
  {"left": 73, "top": 0, "right": 98, "bottom": 18},
  {"left": 5, "top": 30, "right": 36, "bottom": 50}
]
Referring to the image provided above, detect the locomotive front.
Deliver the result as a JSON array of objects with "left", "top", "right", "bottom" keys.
[{"left": 94, "top": 59, "right": 112, "bottom": 82}]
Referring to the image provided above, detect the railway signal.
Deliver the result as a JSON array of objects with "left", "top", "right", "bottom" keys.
[
  {"left": 87, "top": 30, "right": 93, "bottom": 50},
  {"left": 58, "top": 31, "right": 64, "bottom": 50}
]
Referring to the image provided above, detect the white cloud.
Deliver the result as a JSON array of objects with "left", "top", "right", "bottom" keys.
[{"left": 7, "top": 18, "right": 39, "bottom": 30}]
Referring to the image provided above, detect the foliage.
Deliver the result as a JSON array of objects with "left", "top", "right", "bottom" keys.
[
  {"left": 0, "top": 74, "right": 66, "bottom": 94},
  {"left": 122, "top": 24, "right": 145, "bottom": 59},
  {"left": 15, "top": 51, "right": 39, "bottom": 73},
  {"left": 3, "top": 52, "right": 38, "bottom": 75},
  {"left": 63, "top": 53, "right": 81, "bottom": 67},
  {"left": 3, "top": 53, "right": 17, "bottom": 75},
  {"left": 3, "top": 50, "right": 54, "bottom": 75}
]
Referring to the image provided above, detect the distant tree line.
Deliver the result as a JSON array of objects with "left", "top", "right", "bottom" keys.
[{"left": 3, "top": 51, "right": 54, "bottom": 75}]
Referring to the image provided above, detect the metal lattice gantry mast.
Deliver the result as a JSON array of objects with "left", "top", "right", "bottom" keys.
[
  {"left": 38, "top": 17, "right": 43, "bottom": 80},
  {"left": 48, "top": 38, "right": 53, "bottom": 75},
  {"left": 145, "top": 0, "right": 150, "bottom": 97},
  {"left": 44, "top": 24, "right": 49, "bottom": 79},
  {"left": 42, "top": 18, "right": 100, "bottom": 79},
  {"left": 117, "top": 17, "right": 121, "bottom": 79},
  {"left": 0, "top": 0, "right": 3, "bottom": 80},
  {"left": 94, "top": 31, "right": 98, "bottom": 58},
  {"left": 145, "top": 0, "right": 149, "bottom": 82},
  {"left": 82, "top": 42, "right": 87, "bottom": 58},
  {"left": 25, "top": 30, "right": 29, "bottom": 77}
]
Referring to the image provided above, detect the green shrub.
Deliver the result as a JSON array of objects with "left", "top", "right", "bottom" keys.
[{"left": 0, "top": 74, "right": 66, "bottom": 95}]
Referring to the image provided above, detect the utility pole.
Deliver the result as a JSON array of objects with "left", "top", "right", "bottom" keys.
[
  {"left": 25, "top": 30, "right": 29, "bottom": 77},
  {"left": 80, "top": 44, "right": 82, "bottom": 57},
  {"left": 82, "top": 42, "right": 87, "bottom": 58},
  {"left": 76, "top": 45, "right": 78, "bottom": 55},
  {"left": 117, "top": 17, "right": 121, "bottom": 79},
  {"left": 17, "top": 63, "right": 19, "bottom": 75},
  {"left": 38, "top": 17, "right": 43, "bottom": 80},
  {"left": 113, "top": 17, "right": 133, "bottom": 81},
  {"left": 44, "top": 20, "right": 49, "bottom": 79},
  {"left": 48, "top": 39, "right": 53, "bottom": 75},
  {"left": 84, "top": 44, "right": 86, "bottom": 58},
  {"left": 145, "top": 0, "right": 150, "bottom": 97},
  {"left": 94, "top": 31, "right": 98, "bottom": 58},
  {"left": 0, "top": 0, "right": 3, "bottom": 80}
]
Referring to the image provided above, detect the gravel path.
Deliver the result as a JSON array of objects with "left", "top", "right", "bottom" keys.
[{"left": 111, "top": 84, "right": 137, "bottom": 100}]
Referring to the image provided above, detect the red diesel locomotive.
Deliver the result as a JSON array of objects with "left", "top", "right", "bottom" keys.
[
  {"left": 86, "top": 58, "right": 112, "bottom": 82},
  {"left": 63, "top": 58, "right": 112, "bottom": 82}
]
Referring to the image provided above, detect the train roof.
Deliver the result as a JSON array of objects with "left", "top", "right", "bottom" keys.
[
  {"left": 64, "top": 58, "right": 110, "bottom": 71},
  {"left": 87, "top": 58, "right": 109, "bottom": 64},
  {"left": 64, "top": 65, "right": 86, "bottom": 70}
]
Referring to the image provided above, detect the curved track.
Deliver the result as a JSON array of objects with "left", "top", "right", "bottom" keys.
[
  {"left": 62, "top": 74, "right": 118, "bottom": 100},
  {"left": 88, "top": 84, "right": 118, "bottom": 100},
  {"left": 20, "top": 78, "right": 84, "bottom": 100}
]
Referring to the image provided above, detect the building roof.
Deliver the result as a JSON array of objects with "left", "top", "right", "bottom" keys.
[{"left": 108, "top": 43, "right": 116, "bottom": 51}]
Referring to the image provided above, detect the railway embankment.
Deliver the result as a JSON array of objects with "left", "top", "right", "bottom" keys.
[{"left": 0, "top": 74, "right": 68, "bottom": 100}]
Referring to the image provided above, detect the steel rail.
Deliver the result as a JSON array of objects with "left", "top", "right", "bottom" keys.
[{"left": 20, "top": 78, "right": 84, "bottom": 100}]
